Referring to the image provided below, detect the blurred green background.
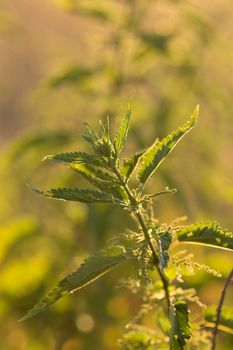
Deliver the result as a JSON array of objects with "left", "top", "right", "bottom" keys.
[{"left": 0, "top": 0, "right": 232, "bottom": 349}]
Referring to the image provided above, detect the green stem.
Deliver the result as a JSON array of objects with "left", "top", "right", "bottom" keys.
[{"left": 113, "top": 165, "right": 170, "bottom": 309}]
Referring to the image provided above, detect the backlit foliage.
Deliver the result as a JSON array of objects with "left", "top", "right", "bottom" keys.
[{"left": 22, "top": 103, "right": 233, "bottom": 349}]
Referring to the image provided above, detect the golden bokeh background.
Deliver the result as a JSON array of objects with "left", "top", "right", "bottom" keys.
[{"left": 0, "top": 0, "right": 232, "bottom": 349}]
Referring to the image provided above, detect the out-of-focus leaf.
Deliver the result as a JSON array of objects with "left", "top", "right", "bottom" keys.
[
  {"left": 120, "top": 331, "right": 155, "bottom": 349},
  {"left": 170, "top": 300, "right": 192, "bottom": 350},
  {"left": 57, "top": 1, "right": 111, "bottom": 20},
  {"left": 20, "top": 245, "right": 131, "bottom": 321},
  {"left": 205, "top": 306, "right": 233, "bottom": 334},
  {"left": 9, "top": 131, "right": 70, "bottom": 161},
  {"left": 0, "top": 216, "right": 39, "bottom": 263},
  {"left": 176, "top": 222, "right": 233, "bottom": 250},
  {"left": 137, "top": 106, "right": 199, "bottom": 185},
  {"left": 76, "top": 7, "right": 110, "bottom": 21},
  {"left": 48, "top": 65, "right": 95, "bottom": 88},
  {"left": 139, "top": 32, "right": 172, "bottom": 53},
  {"left": 1, "top": 250, "right": 52, "bottom": 297}
]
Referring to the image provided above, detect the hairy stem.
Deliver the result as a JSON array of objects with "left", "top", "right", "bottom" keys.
[
  {"left": 211, "top": 267, "right": 233, "bottom": 350},
  {"left": 134, "top": 210, "right": 170, "bottom": 309},
  {"left": 113, "top": 165, "right": 170, "bottom": 309}
]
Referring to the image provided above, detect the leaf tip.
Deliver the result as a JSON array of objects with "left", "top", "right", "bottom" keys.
[
  {"left": 42, "top": 155, "right": 52, "bottom": 162},
  {"left": 31, "top": 187, "right": 44, "bottom": 197},
  {"left": 27, "top": 183, "right": 44, "bottom": 196},
  {"left": 192, "top": 104, "right": 200, "bottom": 126},
  {"left": 128, "top": 96, "right": 133, "bottom": 109},
  {"left": 18, "top": 314, "right": 30, "bottom": 322}
]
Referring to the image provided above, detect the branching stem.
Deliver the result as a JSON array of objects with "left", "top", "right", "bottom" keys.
[
  {"left": 211, "top": 267, "right": 233, "bottom": 350},
  {"left": 113, "top": 165, "right": 170, "bottom": 309}
]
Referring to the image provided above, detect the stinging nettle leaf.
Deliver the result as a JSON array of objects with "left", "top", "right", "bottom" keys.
[
  {"left": 43, "top": 151, "right": 104, "bottom": 167},
  {"left": 170, "top": 300, "right": 192, "bottom": 350},
  {"left": 20, "top": 245, "right": 130, "bottom": 321},
  {"left": 121, "top": 149, "right": 146, "bottom": 180},
  {"left": 176, "top": 222, "right": 233, "bottom": 251},
  {"left": 33, "top": 187, "right": 120, "bottom": 204},
  {"left": 70, "top": 164, "right": 128, "bottom": 201},
  {"left": 137, "top": 106, "right": 199, "bottom": 185},
  {"left": 114, "top": 99, "right": 132, "bottom": 154},
  {"left": 71, "top": 163, "right": 115, "bottom": 185}
]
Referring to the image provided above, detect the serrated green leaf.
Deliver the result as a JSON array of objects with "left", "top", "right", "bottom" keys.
[
  {"left": 137, "top": 106, "right": 199, "bottom": 184},
  {"left": 205, "top": 306, "right": 233, "bottom": 333},
  {"left": 33, "top": 187, "right": 120, "bottom": 204},
  {"left": 114, "top": 99, "right": 132, "bottom": 154},
  {"left": 70, "top": 163, "right": 128, "bottom": 201},
  {"left": 176, "top": 222, "right": 233, "bottom": 250},
  {"left": 170, "top": 301, "right": 192, "bottom": 350},
  {"left": 43, "top": 151, "right": 104, "bottom": 167},
  {"left": 20, "top": 245, "right": 130, "bottom": 321},
  {"left": 121, "top": 149, "right": 146, "bottom": 179},
  {"left": 71, "top": 163, "right": 115, "bottom": 184}
]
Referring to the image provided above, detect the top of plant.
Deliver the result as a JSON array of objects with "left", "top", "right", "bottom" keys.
[
  {"left": 20, "top": 101, "right": 233, "bottom": 350},
  {"left": 38, "top": 101, "right": 199, "bottom": 206}
]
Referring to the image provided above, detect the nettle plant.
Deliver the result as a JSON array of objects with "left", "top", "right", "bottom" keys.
[{"left": 21, "top": 102, "right": 233, "bottom": 349}]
